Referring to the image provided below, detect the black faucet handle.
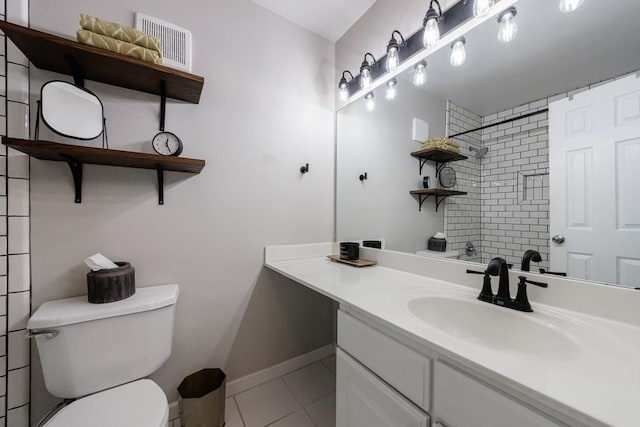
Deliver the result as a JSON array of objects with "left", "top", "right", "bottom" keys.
[
  {"left": 466, "top": 269, "right": 486, "bottom": 275},
  {"left": 518, "top": 276, "right": 548, "bottom": 288},
  {"left": 539, "top": 268, "right": 567, "bottom": 277}
]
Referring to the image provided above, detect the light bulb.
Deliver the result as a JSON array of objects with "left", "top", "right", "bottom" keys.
[
  {"left": 559, "top": 0, "right": 584, "bottom": 13},
  {"left": 365, "top": 92, "right": 375, "bottom": 111},
  {"left": 498, "top": 8, "right": 518, "bottom": 43},
  {"left": 473, "top": 0, "right": 494, "bottom": 17},
  {"left": 360, "top": 68, "right": 372, "bottom": 89},
  {"left": 385, "top": 79, "right": 397, "bottom": 101},
  {"left": 413, "top": 62, "right": 427, "bottom": 87},
  {"left": 386, "top": 46, "right": 400, "bottom": 72},
  {"left": 423, "top": 18, "right": 440, "bottom": 48},
  {"left": 338, "top": 83, "right": 349, "bottom": 102},
  {"left": 450, "top": 38, "right": 466, "bottom": 67}
]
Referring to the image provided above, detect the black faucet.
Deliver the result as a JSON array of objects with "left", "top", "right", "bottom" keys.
[
  {"left": 513, "top": 276, "right": 549, "bottom": 312},
  {"left": 487, "top": 257, "right": 511, "bottom": 304},
  {"left": 466, "top": 269, "right": 493, "bottom": 303},
  {"left": 521, "top": 250, "right": 542, "bottom": 272},
  {"left": 539, "top": 268, "right": 567, "bottom": 277},
  {"left": 468, "top": 258, "right": 548, "bottom": 312}
]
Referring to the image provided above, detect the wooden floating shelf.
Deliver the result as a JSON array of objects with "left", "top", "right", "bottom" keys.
[
  {"left": 3, "top": 137, "right": 205, "bottom": 205},
  {"left": 410, "top": 188, "right": 467, "bottom": 212},
  {"left": 0, "top": 21, "right": 204, "bottom": 103},
  {"left": 410, "top": 148, "right": 468, "bottom": 162},
  {"left": 410, "top": 147, "right": 468, "bottom": 175}
]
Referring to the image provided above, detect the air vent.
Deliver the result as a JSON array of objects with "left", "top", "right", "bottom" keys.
[{"left": 135, "top": 13, "right": 192, "bottom": 72}]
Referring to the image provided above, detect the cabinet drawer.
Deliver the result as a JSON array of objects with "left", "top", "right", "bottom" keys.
[
  {"left": 337, "top": 348, "right": 430, "bottom": 427},
  {"left": 337, "top": 310, "right": 431, "bottom": 411},
  {"left": 433, "top": 362, "right": 563, "bottom": 427}
]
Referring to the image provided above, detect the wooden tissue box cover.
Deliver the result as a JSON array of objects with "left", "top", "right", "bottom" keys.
[{"left": 87, "top": 262, "right": 135, "bottom": 304}]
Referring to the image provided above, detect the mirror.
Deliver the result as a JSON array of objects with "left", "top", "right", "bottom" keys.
[
  {"left": 40, "top": 81, "right": 104, "bottom": 140},
  {"left": 336, "top": 0, "right": 640, "bottom": 287}
]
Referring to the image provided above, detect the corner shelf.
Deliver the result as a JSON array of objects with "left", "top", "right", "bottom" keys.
[
  {"left": 410, "top": 148, "right": 468, "bottom": 176},
  {"left": 3, "top": 138, "right": 205, "bottom": 205},
  {"left": 410, "top": 189, "right": 467, "bottom": 212},
  {"left": 0, "top": 21, "right": 204, "bottom": 103}
]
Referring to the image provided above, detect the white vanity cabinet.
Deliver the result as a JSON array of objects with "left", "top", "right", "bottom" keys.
[
  {"left": 337, "top": 348, "right": 431, "bottom": 427},
  {"left": 337, "top": 309, "right": 565, "bottom": 427}
]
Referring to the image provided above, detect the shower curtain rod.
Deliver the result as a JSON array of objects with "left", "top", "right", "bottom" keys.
[{"left": 449, "top": 108, "right": 549, "bottom": 139}]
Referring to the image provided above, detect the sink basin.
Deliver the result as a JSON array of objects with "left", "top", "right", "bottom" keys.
[{"left": 407, "top": 293, "right": 584, "bottom": 361}]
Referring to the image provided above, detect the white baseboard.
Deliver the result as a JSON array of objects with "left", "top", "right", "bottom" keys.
[
  {"left": 168, "top": 344, "right": 335, "bottom": 420},
  {"left": 226, "top": 344, "right": 335, "bottom": 396}
]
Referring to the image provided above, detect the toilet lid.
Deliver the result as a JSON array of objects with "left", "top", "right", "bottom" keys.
[{"left": 44, "top": 380, "right": 168, "bottom": 427}]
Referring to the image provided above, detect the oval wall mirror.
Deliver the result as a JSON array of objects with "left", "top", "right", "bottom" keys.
[{"left": 40, "top": 81, "right": 104, "bottom": 140}]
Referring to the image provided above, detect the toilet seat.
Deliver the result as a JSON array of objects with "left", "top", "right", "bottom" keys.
[{"left": 43, "top": 379, "right": 169, "bottom": 427}]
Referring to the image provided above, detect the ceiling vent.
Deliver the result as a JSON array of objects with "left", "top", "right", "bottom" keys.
[{"left": 135, "top": 13, "right": 192, "bottom": 72}]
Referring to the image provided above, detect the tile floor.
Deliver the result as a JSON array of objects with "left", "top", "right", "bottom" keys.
[{"left": 225, "top": 355, "right": 336, "bottom": 427}]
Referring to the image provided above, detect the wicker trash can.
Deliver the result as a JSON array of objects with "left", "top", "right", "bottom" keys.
[{"left": 178, "top": 368, "right": 226, "bottom": 427}]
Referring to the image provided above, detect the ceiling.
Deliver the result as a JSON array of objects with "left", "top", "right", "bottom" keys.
[{"left": 251, "top": 0, "right": 377, "bottom": 42}]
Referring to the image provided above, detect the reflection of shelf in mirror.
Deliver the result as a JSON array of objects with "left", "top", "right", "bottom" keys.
[
  {"left": 3, "top": 138, "right": 205, "bottom": 205},
  {"left": 0, "top": 21, "right": 204, "bottom": 103},
  {"left": 410, "top": 189, "right": 467, "bottom": 212},
  {"left": 410, "top": 148, "right": 468, "bottom": 175}
]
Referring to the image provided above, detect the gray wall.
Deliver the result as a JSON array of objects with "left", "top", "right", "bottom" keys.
[
  {"left": 29, "top": 0, "right": 335, "bottom": 421},
  {"left": 336, "top": 82, "right": 446, "bottom": 253}
]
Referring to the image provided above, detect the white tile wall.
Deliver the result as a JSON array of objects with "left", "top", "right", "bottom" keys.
[
  {"left": 4, "top": 2, "right": 32, "bottom": 425},
  {"left": 445, "top": 101, "right": 483, "bottom": 262},
  {"left": 480, "top": 101, "right": 550, "bottom": 269}
]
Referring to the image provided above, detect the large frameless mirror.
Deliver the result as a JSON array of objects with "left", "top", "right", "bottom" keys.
[
  {"left": 39, "top": 80, "right": 105, "bottom": 140},
  {"left": 336, "top": 0, "right": 640, "bottom": 288}
]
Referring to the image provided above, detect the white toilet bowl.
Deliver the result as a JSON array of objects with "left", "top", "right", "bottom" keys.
[{"left": 43, "top": 379, "right": 169, "bottom": 427}]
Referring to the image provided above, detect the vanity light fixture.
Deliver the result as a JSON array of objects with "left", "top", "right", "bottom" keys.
[
  {"left": 497, "top": 7, "right": 518, "bottom": 43},
  {"left": 386, "top": 30, "right": 406, "bottom": 72},
  {"left": 413, "top": 61, "right": 427, "bottom": 87},
  {"left": 365, "top": 92, "right": 376, "bottom": 111},
  {"left": 450, "top": 37, "right": 467, "bottom": 67},
  {"left": 422, "top": 0, "right": 442, "bottom": 48},
  {"left": 338, "top": 70, "right": 354, "bottom": 102},
  {"left": 473, "top": 0, "right": 495, "bottom": 17},
  {"left": 385, "top": 79, "right": 398, "bottom": 100},
  {"left": 559, "top": 0, "right": 584, "bottom": 13},
  {"left": 360, "top": 53, "right": 377, "bottom": 89}
]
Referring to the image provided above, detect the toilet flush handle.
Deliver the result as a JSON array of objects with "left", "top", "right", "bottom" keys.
[{"left": 26, "top": 330, "right": 59, "bottom": 340}]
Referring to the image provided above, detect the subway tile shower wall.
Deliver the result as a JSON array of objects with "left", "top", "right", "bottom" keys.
[
  {"left": 446, "top": 70, "right": 638, "bottom": 271},
  {"left": 445, "top": 101, "right": 482, "bottom": 263},
  {"left": 2, "top": 1, "right": 32, "bottom": 426},
  {"left": 479, "top": 101, "right": 551, "bottom": 269}
]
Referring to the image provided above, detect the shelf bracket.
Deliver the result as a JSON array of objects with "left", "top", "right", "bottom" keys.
[
  {"left": 435, "top": 196, "right": 448, "bottom": 212},
  {"left": 435, "top": 162, "right": 446, "bottom": 177},
  {"left": 60, "top": 154, "right": 83, "bottom": 203},
  {"left": 159, "top": 80, "right": 167, "bottom": 131},
  {"left": 414, "top": 194, "right": 449, "bottom": 212},
  {"left": 65, "top": 56, "right": 85, "bottom": 88},
  {"left": 156, "top": 165, "right": 164, "bottom": 205},
  {"left": 419, "top": 159, "right": 427, "bottom": 175},
  {"left": 417, "top": 194, "right": 430, "bottom": 212}
]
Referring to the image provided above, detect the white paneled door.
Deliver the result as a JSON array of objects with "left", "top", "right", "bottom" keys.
[{"left": 549, "top": 75, "right": 640, "bottom": 287}]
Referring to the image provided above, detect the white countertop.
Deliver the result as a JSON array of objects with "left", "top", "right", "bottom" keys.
[{"left": 265, "top": 244, "right": 640, "bottom": 427}]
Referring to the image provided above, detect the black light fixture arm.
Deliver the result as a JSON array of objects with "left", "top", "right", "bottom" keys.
[
  {"left": 424, "top": 0, "right": 443, "bottom": 25},
  {"left": 389, "top": 30, "right": 406, "bottom": 48},
  {"left": 362, "top": 52, "right": 377, "bottom": 68},
  {"left": 342, "top": 70, "right": 354, "bottom": 82}
]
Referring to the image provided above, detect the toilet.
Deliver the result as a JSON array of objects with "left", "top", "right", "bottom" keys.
[{"left": 27, "top": 284, "right": 180, "bottom": 427}]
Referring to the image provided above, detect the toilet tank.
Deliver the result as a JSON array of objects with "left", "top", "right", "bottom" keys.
[{"left": 27, "top": 284, "right": 179, "bottom": 398}]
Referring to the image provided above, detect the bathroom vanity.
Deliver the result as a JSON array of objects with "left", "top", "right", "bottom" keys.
[{"left": 265, "top": 243, "right": 640, "bottom": 427}]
